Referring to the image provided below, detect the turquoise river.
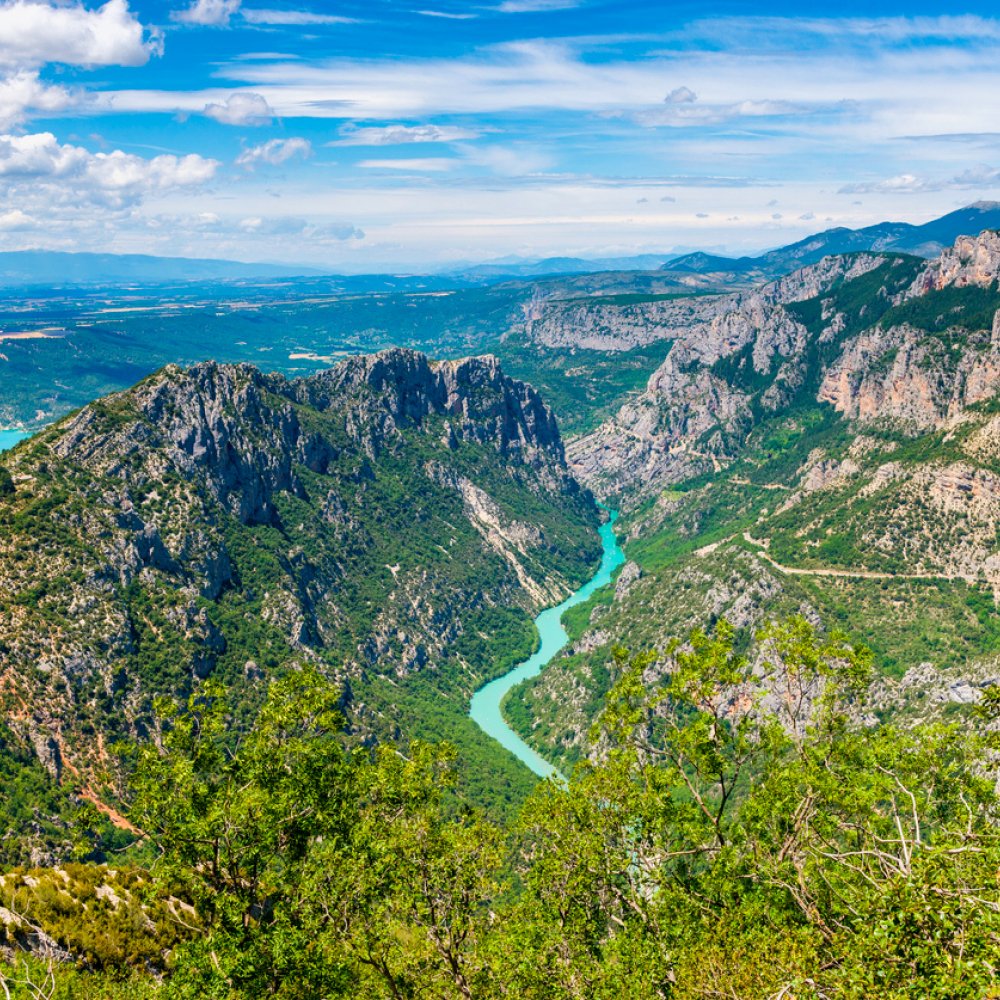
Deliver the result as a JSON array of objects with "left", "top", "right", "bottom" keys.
[
  {"left": 469, "top": 509, "right": 625, "bottom": 779},
  {"left": 0, "top": 430, "right": 28, "bottom": 453}
]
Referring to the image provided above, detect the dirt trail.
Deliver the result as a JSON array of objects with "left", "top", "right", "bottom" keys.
[{"left": 741, "top": 532, "right": 981, "bottom": 585}]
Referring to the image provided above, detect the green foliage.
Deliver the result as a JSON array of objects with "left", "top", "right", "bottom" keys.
[
  {"left": 129, "top": 668, "right": 358, "bottom": 999},
  {"left": 128, "top": 667, "right": 509, "bottom": 999},
  {"left": 0, "top": 958, "right": 165, "bottom": 999},
  {"left": 12, "top": 617, "right": 976, "bottom": 999},
  {"left": 880, "top": 280, "right": 1000, "bottom": 334},
  {"left": 0, "top": 865, "right": 189, "bottom": 972},
  {"left": 494, "top": 333, "right": 675, "bottom": 435},
  {"left": 0, "top": 724, "right": 126, "bottom": 867}
]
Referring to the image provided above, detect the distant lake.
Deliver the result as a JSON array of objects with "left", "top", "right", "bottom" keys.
[{"left": 0, "top": 430, "right": 28, "bottom": 453}]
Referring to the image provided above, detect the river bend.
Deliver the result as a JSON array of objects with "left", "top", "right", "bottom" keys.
[{"left": 469, "top": 509, "right": 625, "bottom": 779}]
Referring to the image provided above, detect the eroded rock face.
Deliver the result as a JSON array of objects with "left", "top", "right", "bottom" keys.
[
  {"left": 570, "top": 235, "right": 1000, "bottom": 501},
  {"left": 907, "top": 230, "right": 1000, "bottom": 296},
  {"left": 818, "top": 323, "right": 1000, "bottom": 430},
  {"left": 568, "top": 357, "right": 754, "bottom": 496},
  {"left": 524, "top": 252, "right": 887, "bottom": 353}
]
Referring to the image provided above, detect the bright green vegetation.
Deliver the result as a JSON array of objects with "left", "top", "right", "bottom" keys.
[
  {"left": 0, "top": 864, "right": 190, "bottom": 970},
  {"left": 495, "top": 334, "right": 674, "bottom": 435},
  {"left": 0, "top": 724, "right": 131, "bottom": 867},
  {"left": 880, "top": 279, "right": 1000, "bottom": 334},
  {"left": 11, "top": 618, "right": 1000, "bottom": 999}
]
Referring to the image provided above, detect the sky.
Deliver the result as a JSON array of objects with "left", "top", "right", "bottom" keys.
[{"left": 1, "top": 0, "right": 999, "bottom": 270}]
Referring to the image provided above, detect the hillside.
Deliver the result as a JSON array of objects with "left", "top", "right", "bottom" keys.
[
  {"left": 507, "top": 230, "right": 1000, "bottom": 770},
  {"left": 0, "top": 350, "right": 600, "bottom": 860}
]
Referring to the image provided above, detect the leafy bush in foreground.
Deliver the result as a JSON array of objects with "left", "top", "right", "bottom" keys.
[{"left": 14, "top": 616, "right": 1000, "bottom": 998}]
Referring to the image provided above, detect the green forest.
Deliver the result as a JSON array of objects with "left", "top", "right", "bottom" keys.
[{"left": 4, "top": 616, "right": 1000, "bottom": 999}]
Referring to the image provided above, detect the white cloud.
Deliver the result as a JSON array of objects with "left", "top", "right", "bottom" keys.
[
  {"left": 0, "top": 70, "right": 75, "bottom": 129},
  {"left": 358, "top": 158, "right": 455, "bottom": 171},
  {"left": 0, "top": 132, "right": 219, "bottom": 208},
  {"left": 414, "top": 10, "right": 478, "bottom": 19},
  {"left": 461, "top": 144, "right": 553, "bottom": 176},
  {"left": 494, "top": 0, "right": 581, "bottom": 11},
  {"left": 172, "top": 0, "right": 240, "bottom": 26},
  {"left": 236, "top": 136, "right": 311, "bottom": 168},
  {"left": 665, "top": 86, "right": 697, "bottom": 104},
  {"left": 0, "top": 0, "right": 159, "bottom": 69},
  {"left": 236, "top": 215, "right": 361, "bottom": 240},
  {"left": 839, "top": 166, "right": 1000, "bottom": 194},
  {"left": 637, "top": 96, "right": 805, "bottom": 128},
  {"left": 241, "top": 8, "right": 355, "bottom": 25},
  {"left": 203, "top": 91, "right": 272, "bottom": 125},
  {"left": 331, "top": 124, "right": 479, "bottom": 146},
  {"left": 0, "top": 208, "right": 34, "bottom": 229}
]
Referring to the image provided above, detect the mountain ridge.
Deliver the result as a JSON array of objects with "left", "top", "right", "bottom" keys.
[
  {"left": 663, "top": 202, "right": 1000, "bottom": 279},
  {"left": 0, "top": 348, "right": 600, "bottom": 858}
]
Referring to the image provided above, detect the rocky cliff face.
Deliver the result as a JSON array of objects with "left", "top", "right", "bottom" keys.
[
  {"left": 0, "top": 349, "right": 598, "bottom": 814},
  {"left": 906, "top": 229, "right": 1000, "bottom": 296},
  {"left": 567, "top": 236, "right": 1000, "bottom": 501},
  {"left": 817, "top": 322, "right": 1000, "bottom": 429}
]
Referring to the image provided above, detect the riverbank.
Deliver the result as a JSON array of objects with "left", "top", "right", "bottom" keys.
[{"left": 469, "top": 508, "right": 625, "bottom": 779}]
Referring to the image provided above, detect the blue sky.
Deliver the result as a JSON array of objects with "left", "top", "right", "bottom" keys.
[{"left": 1, "top": 0, "right": 999, "bottom": 269}]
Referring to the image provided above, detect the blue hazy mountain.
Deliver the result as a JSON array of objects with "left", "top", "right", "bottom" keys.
[
  {"left": 664, "top": 201, "right": 1000, "bottom": 277},
  {"left": 0, "top": 251, "right": 332, "bottom": 286}
]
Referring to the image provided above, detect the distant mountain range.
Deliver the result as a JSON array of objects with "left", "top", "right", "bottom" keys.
[
  {"left": 447, "top": 253, "right": 682, "bottom": 280},
  {"left": 3, "top": 204, "right": 999, "bottom": 289},
  {"left": 0, "top": 251, "right": 330, "bottom": 287},
  {"left": 663, "top": 202, "right": 1000, "bottom": 278}
]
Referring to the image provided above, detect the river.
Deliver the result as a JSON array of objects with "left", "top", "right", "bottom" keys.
[
  {"left": 0, "top": 430, "right": 28, "bottom": 453},
  {"left": 469, "top": 508, "right": 626, "bottom": 779}
]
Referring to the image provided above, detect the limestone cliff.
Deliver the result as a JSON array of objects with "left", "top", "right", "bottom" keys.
[{"left": 569, "top": 236, "right": 1000, "bottom": 501}]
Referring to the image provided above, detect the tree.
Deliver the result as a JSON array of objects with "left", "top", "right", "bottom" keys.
[{"left": 129, "top": 668, "right": 358, "bottom": 998}]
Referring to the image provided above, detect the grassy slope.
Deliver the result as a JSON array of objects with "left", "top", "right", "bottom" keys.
[{"left": 505, "top": 261, "right": 1000, "bottom": 769}]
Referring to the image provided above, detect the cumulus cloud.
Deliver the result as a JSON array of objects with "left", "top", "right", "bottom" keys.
[
  {"left": 236, "top": 137, "right": 311, "bottom": 168},
  {"left": 203, "top": 91, "right": 273, "bottom": 125},
  {"left": 665, "top": 86, "right": 697, "bottom": 104},
  {"left": 331, "top": 124, "right": 479, "bottom": 146},
  {"left": 0, "top": 208, "right": 34, "bottom": 230},
  {"left": 0, "top": 70, "right": 75, "bottom": 129},
  {"left": 0, "top": 0, "right": 160, "bottom": 70},
  {"left": 172, "top": 0, "right": 240, "bottom": 25},
  {"left": 0, "top": 132, "right": 219, "bottom": 208}
]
